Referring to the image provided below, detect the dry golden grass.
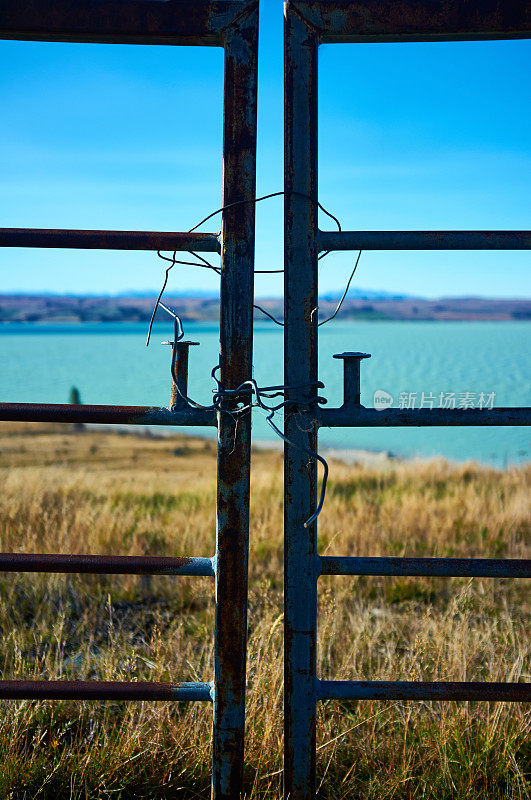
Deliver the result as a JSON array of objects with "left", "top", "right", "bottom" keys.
[{"left": 0, "top": 423, "right": 529, "bottom": 799}]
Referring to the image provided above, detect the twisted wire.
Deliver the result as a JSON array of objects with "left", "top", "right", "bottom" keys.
[
  {"left": 147, "top": 191, "right": 363, "bottom": 524},
  {"left": 164, "top": 309, "right": 327, "bottom": 527},
  {"left": 148, "top": 190, "right": 350, "bottom": 331}
]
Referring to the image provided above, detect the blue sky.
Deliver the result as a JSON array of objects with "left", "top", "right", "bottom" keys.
[{"left": 0, "top": 1, "right": 529, "bottom": 298}]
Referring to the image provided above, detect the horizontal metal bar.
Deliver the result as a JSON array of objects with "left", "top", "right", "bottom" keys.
[
  {"left": 0, "top": 680, "right": 212, "bottom": 701},
  {"left": 317, "top": 680, "right": 531, "bottom": 702},
  {"left": 0, "top": 403, "right": 217, "bottom": 427},
  {"left": 0, "top": 228, "right": 220, "bottom": 253},
  {"left": 0, "top": 553, "right": 214, "bottom": 577},
  {"left": 319, "top": 230, "right": 531, "bottom": 251},
  {"left": 294, "top": 1, "right": 531, "bottom": 44},
  {"left": 319, "top": 556, "right": 531, "bottom": 578},
  {"left": 318, "top": 406, "right": 531, "bottom": 428},
  {"left": 0, "top": 0, "right": 252, "bottom": 46}
]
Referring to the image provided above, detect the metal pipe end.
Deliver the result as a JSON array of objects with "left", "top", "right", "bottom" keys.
[{"left": 333, "top": 352, "right": 371, "bottom": 360}]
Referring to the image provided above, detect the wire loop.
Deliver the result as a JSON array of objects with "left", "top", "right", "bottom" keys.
[{"left": 146, "top": 191, "right": 363, "bottom": 525}]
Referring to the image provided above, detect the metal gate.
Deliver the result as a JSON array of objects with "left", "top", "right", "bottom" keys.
[
  {"left": 1, "top": 1, "right": 531, "bottom": 798},
  {"left": 283, "top": 1, "right": 531, "bottom": 798},
  {"left": 0, "top": 2, "right": 258, "bottom": 798}
]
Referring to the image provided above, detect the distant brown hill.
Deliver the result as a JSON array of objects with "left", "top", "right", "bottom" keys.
[{"left": 0, "top": 294, "right": 529, "bottom": 323}]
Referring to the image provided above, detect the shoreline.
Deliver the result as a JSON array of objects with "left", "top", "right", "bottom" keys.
[
  {"left": 52, "top": 423, "right": 527, "bottom": 470},
  {"left": 68, "top": 424, "right": 401, "bottom": 466}
]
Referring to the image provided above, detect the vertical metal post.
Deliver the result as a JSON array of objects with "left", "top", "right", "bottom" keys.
[
  {"left": 284, "top": 4, "right": 319, "bottom": 798},
  {"left": 333, "top": 352, "right": 371, "bottom": 408},
  {"left": 213, "top": 4, "right": 258, "bottom": 798},
  {"left": 170, "top": 341, "right": 199, "bottom": 409}
]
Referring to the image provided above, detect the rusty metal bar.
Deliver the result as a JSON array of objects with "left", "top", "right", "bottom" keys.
[
  {"left": 0, "top": 402, "right": 216, "bottom": 427},
  {"left": 0, "top": 553, "right": 214, "bottom": 576},
  {"left": 292, "top": 1, "right": 531, "bottom": 43},
  {"left": 212, "top": 5, "right": 259, "bottom": 798},
  {"left": 0, "top": 0, "right": 250, "bottom": 47},
  {"left": 0, "top": 680, "right": 212, "bottom": 701},
  {"left": 318, "top": 681, "right": 531, "bottom": 702},
  {"left": 284, "top": 8, "right": 319, "bottom": 800},
  {"left": 319, "top": 230, "right": 531, "bottom": 251},
  {"left": 321, "top": 351, "right": 531, "bottom": 426},
  {"left": 0, "top": 228, "right": 220, "bottom": 252},
  {"left": 319, "top": 556, "right": 531, "bottom": 578},
  {"left": 170, "top": 341, "right": 200, "bottom": 410},
  {"left": 319, "top": 406, "right": 531, "bottom": 427}
]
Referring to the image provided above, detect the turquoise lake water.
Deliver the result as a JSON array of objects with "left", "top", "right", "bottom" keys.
[{"left": 1, "top": 321, "right": 529, "bottom": 467}]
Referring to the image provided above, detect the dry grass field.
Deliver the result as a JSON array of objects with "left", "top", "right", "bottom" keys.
[{"left": 0, "top": 423, "right": 529, "bottom": 799}]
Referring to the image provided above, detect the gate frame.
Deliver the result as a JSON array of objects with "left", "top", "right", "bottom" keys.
[
  {"left": 283, "top": 2, "right": 531, "bottom": 798},
  {"left": 0, "top": 2, "right": 259, "bottom": 798}
]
